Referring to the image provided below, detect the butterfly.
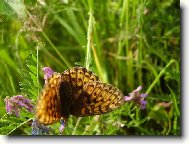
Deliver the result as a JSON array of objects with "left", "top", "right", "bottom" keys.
[{"left": 35, "top": 66, "right": 125, "bottom": 125}]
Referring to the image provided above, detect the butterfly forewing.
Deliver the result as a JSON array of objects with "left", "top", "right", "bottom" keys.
[
  {"left": 36, "top": 73, "right": 62, "bottom": 125},
  {"left": 61, "top": 66, "right": 100, "bottom": 102}
]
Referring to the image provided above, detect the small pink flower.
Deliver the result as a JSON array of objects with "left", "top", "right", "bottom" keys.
[
  {"left": 42, "top": 67, "right": 54, "bottom": 83},
  {"left": 125, "top": 86, "right": 148, "bottom": 110}
]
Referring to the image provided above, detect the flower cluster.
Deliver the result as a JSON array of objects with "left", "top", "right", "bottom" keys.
[
  {"left": 4, "top": 95, "right": 34, "bottom": 117},
  {"left": 124, "top": 86, "right": 148, "bottom": 109},
  {"left": 31, "top": 119, "right": 50, "bottom": 135}
]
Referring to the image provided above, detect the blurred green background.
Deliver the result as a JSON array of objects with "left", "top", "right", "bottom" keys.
[{"left": 0, "top": 0, "right": 180, "bottom": 135}]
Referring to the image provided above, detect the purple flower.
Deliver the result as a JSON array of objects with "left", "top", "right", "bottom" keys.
[
  {"left": 42, "top": 67, "right": 54, "bottom": 83},
  {"left": 31, "top": 119, "right": 64, "bottom": 135},
  {"left": 124, "top": 86, "right": 148, "bottom": 110},
  {"left": 59, "top": 119, "right": 65, "bottom": 133},
  {"left": 32, "top": 119, "right": 50, "bottom": 135},
  {"left": 4, "top": 95, "right": 34, "bottom": 117}
]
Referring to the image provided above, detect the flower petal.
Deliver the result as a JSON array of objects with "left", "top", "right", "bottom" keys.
[
  {"left": 140, "top": 100, "right": 147, "bottom": 109},
  {"left": 42, "top": 67, "right": 54, "bottom": 78},
  {"left": 134, "top": 85, "right": 142, "bottom": 93},
  {"left": 124, "top": 96, "right": 133, "bottom": 101},
  {"left": 141, "top": 93, "right": 148, "bottom": 98},
  {"left": 124, "top": 86, "right": 148, "bottom": 110},
  {"left": 42, "top": 67, "right": 55, "bottom": 84}
]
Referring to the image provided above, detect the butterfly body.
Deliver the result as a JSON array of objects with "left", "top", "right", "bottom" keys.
[{"left": 36, "top": 66, "right": 125, "bottom": 125}]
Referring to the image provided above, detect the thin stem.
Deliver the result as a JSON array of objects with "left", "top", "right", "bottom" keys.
[
  {"left": 72, "top": 117, "right": 81, "bottom": 135},
  {"left": 146, "top": 59, "right": 176, "bottom": 94},
  {"left": 91, "top": 42, "right": 104, "bottom": 81},
  {"left": 167, "top": 85, "right": 180, "bottom": 117},
  {"left": 7, "top": 118, "right": 33, "bottom": 135},
  {"left": 36, "top": 44, "right": 39, "bottom": 96},
  {"left": 0, "top": 114, "right": 7, "bottom": 121},
  {"left": 136, "top": 107, "right": 139, "bottom": 122},
  {"left": 85, "top": 10, "right": 94, "bottom": 69}
]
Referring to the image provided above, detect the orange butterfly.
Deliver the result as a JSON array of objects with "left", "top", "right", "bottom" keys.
[{"left": 36, "top": 66, "right": 125, "bottom": 125}]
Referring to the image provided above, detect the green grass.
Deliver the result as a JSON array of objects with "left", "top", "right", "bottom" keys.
[{"left": 0, "top": 0, "right": 180, "bottom": 135}]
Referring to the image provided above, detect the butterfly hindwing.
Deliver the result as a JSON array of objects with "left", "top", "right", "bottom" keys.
[
  {"left": 35, "top": 73, "right": 62, "bottom": 125},
  {"left": 70, "top": 81, "right": 125, "bottom": 117}
]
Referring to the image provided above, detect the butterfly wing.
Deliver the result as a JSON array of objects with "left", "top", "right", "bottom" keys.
[
  {"left": 36, "top": 66, "right": 125, "bottom": 125},
  {"left": 70, "top": 81, "right": 125, "bottom": 117},
  {"left": 60, "top": 66, "right": 100, "bottom": 103},
  {"left": 35, "top": 73, "right": 62, "bottom": 125},
  {"left": 59, "top": 66, "right": 101, "bottom": 119}
]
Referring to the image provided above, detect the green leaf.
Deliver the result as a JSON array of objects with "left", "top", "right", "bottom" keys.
[
  {"left": 28, "top": 65, "right": 37, "bottom": 75},
  {"left": 0, "top": 0, "right": 27, "bottom": 19}
]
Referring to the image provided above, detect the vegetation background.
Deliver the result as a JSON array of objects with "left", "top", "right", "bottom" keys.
[{"left": 0, "top": 0, "right": 180, "bottom": 135}]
